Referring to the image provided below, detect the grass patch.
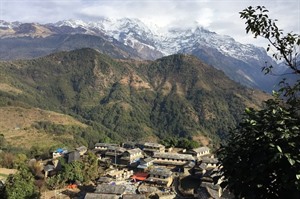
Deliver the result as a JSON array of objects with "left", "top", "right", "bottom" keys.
[{"left": 0, "top": 173, "right": 8, "bottom": 177}]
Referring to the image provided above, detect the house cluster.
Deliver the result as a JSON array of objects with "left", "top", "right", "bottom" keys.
[{"left": 42, "top": 142, "right": 230, "bottom": 199}]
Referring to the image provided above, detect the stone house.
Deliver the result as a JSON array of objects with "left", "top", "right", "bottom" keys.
[
  {"left": 137, "top": 157, "right": 154, "bottom": 171},
  {"left": 120, "top": 148, "right": 144, "bottom": 165},
  {"left": 146, "top": 167, "right": 173, "bottom": 187},
  {"left": 76, "top": 145, "right": 88, "bottom": 156},
  {"left": 105, "top": 146, "right": 126, "bottom": 164},
  {"left": 142, "top": 142, "right": 165, "bottom": 155},
  {"left": 188, "top": 147, "right": 210, "bottom": 159},
  {"left": 52, "top": 148, "right": 68, "bottom": 159},
  {"left": 152, "top": 152, "right": 195, "bottom": 166},
  {"left": 95, "top": 184, "right": 126, "bottom": 196},
  {"left": 106, "top": 169, "right": 134, "bottom": 181},
  {"left": 94, "top": 143, "right": 119, "bottom": 151}
]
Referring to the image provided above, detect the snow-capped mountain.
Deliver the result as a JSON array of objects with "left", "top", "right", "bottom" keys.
[
  {"left": 0, "top": 18, "right": 280, "bottom": 91},
  {"left": 55, "top": 18, "right": 277, "bottom": 90},
  {"left": 47, "top": 19, "right": 267, "bottom": 61}
]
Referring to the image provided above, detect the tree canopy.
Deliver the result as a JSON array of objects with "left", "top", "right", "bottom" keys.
[
  {"left": 218, "top": 6, "right": 300, "bottom": 199},
  {"left": 4, "top": 164, "right": 37, "bottom": 199}
]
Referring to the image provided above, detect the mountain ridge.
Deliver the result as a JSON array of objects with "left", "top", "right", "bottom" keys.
[
  {"left": 0, "top": 48, "right": 270, "bottom": 147},
  {"left": 0, "top": 18, "right": 283, "bottom": 91}
]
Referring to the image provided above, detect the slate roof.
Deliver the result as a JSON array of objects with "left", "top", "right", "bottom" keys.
[
  {"left": 144, "top": 142, "right": 164, "bottom": 148},
  {"left": 202, "top": 157, "right": 219, "bottom": 164},
  {"left": 84, "top": 193, "right": 119, "bottom": 199},
  {"left": 153, "top": 152, "right": 195, "bottom": 161},
  {"left": 142, "top": 157, "right": 154, "bottom": 163},
  {"left": 95, "top": 143, "right": 118, "bottom": 148},
  {"left": 67, "top": 151, "right": 81, "bottom": 163},
  {"left": 122, "top": 194, "right": 147, "bottom": 199},
  {"left": 107, "top": 146, "right": 126, "bottom": 152},
  {"left": 95, "top": 184, "right": 126, "bottom": 195},
  {"left": 76, "top": 146, "right": 87, "bottom": 152},
  {"left": 149, "top": 167, "right": 172, "bottom": 177},
  {"left": 125, "top": 148, "right": 142, "bottom": 155},
  {"left": 44, "top": 164, "right": 55, "bottom": 172},
  {"left": 122, "top": 142, "right": 137, "bottom": 149},
  {"left": 192, "top": 147, "right": 210, "bottom": 153}
]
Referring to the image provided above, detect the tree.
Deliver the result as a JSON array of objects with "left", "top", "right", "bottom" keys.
[
  {"left": 46, "top": 174, "right": 64, "bottom": 190},
  {"left": 60, "top": 158, "right": 84, "bottom": 183},
  {"left": 81, "top": 151, "right": 99, "bottom": 183},
  {"left": 4, "top": 164, "right": 37, "bottom": 199},
  {"left": 218, "top": 6, "right": 300, "bottom": 199},
  {"left": 240, "top": 6, "right": 300, "bottom": 103}
]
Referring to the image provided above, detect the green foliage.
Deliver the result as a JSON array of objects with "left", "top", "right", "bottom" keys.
[
  {"left": 81, "top": 151, "right": 100, "bottom": 183},
  {"left": 4, "top": 164, "right": 37, "bottom": 199},
  {"left": 33, "top": 121, "right": 70, "bottom": 135},
  {"left": 59, "top": 157, "right": 84, "bottom": 183},
  {"left": 57, "top": 153, "right": 100, "bottom": 185},
  {"left": 45, "top": 174, "right": 64, "bottom": 190},
  {"left": 160, "top": 137, "right": 200, "bottom": 149},
  {"left": 218, "top": 6, "right": 300, "bottom": 199},
  {"left": 219, "top": 99, "right": 300, "bottom": 198}
]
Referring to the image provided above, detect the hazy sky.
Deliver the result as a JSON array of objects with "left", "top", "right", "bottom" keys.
[{"left": 0, "top": 0, "right": 299, "bottom": 48}]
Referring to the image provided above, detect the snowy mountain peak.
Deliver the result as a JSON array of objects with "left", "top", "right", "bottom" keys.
[
  {"left": 51, "top": 19, "right": 88, "bottom": 28},
  {"left": 0, "top": 20, "right": 21, "bottom": 28},
  {"left": 0, "top": 18, "right": 278, "bottom": 91}
]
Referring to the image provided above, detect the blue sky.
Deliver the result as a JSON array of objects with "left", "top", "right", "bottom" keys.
[{"left": 0, "top": 0, "right": 299, "bottom": 48}]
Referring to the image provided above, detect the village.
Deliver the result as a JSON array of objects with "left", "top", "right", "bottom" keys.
[{"left": 31, "top": 141, "right": 233, "bottom": 199}]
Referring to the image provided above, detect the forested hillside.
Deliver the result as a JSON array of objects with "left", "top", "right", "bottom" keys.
[{"left": 0, "top": 48, "right": 269, "bottom": 148}]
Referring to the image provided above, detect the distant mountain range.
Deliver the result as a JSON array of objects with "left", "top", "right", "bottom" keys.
[
  {"left": 0, "top": 19, "right": 287, "bottom": 92},
  {"left": 0, "top": 48, "right": 269, "bottom": 147}
]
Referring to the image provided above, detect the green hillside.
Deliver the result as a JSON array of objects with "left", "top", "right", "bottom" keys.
[{"left": 0, "top": 48, "right": 269, "bottom": 148}]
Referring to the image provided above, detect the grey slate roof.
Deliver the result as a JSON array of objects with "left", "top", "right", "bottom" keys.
[
  {"left": 142, "top": 157, "right": 154, "bottom": 163},
  {"left": 76, "top": 145, "right": 87, "bottom": 152},
  {"left": 95, "top": 184, "right": 126, "bottom": 195},
  {"left": 149, "top": 167, "right": 172, "bottom": 177},
  {"left": 44, "top": 164, "right": 55, "bottom": 172},
  {"left": 67, "top": 151, "right": 81, "bottom": 163},
  {"left": 122, "top": 194, "right": 147, "bottom": 199},
  {"left": 125, "top": 148, "right": 142, "bottom": 155},
  {"left": 144, "top": 142, "right": 164, "bottom": 148},
  {"left": 107, "top": 146, "right": 126, "bottom": 152},
  {"left": 192, "top": 147, "right": 210, "bottom": 153},
  {"left": 84, "top": 193, "right": 119, "bottom": 199},
  {"left": 153, "top": 152, "right": 195, "bottom": 161},
  {"left": 95, "top": 143, "right": 118, "bottom": 148},
  {"left": 202, "top": 157, "right": 219, "bottom": 164}
]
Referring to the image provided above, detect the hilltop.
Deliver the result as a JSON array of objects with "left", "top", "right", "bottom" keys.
[{"left": 0, "top": 48, "right": 270, "bottom": 148}]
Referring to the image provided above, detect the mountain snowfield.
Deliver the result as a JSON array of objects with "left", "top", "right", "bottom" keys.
[
  {"left": 0, "top": 18, "right": 286, "bottom": 91},
  {"left": 49, "top": 18, "right": 285, "bottom": 91},
  {"left": 48, "top": 18, "right": 265, "bottom": 61}
]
